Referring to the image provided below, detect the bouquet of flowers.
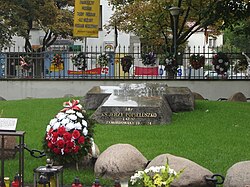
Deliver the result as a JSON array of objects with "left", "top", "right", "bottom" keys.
[
  {"left": 72, "top": 52, "right": 87, "bottom": 71},
  {"left": 97, "top": 53, "right": 109, "bottom": 67},
  {"left": 130, "top": 162, "right": 183, "bottom": 187},
  {"left": 43, "top": 100, "right": 94, "bottom": 166},
  {"left": 51, "top": 53, "right": 64, "bottom": 68},
  {"left": 212, "top": 52, "right": 230, "bottom": 74},
  {"left": 121, "top": 55, "right": 133, "bottom": 73},
  {"left": 190, "top": 54, "right": 205, "bottom": 70},
  {"left": 142, "top": 52, "right": 157, "bottom": 66},
  {"left": 19, "top": 55, "right": 32, "bottom": 70}
]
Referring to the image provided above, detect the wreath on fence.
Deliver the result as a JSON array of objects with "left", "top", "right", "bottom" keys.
[
  {"left": 121, "top": 55, "right": 133, "bottom": 73},
  {"left": 164, "top": 56, "right": 178, "bottom": 76},
  {"left": 51, "top": 53, "right": 64, "bottom": 68},
  {"left": 212, "top": 52, "right": 230, "bottom": 74},
  {"left": 19, "top": 55, "right": 32, "bottom": 70},
  {"left": 97, "top": 54, "right": 109, "bottom": 67},
  {"left": 141, "top": 52, "right": 157, "bottom": 66},
  {"left": 72, "top": 52, "right": 87, "bottom": 71},
  {"left": 190, "top": 54, "right": 205, "bottom": 70}
]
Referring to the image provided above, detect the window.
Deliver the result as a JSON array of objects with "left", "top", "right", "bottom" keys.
[
  {"left": 209, "top": 38, "right": 216, "bottom": 48},
  {"left": 99, "top": 5, "right": 102, "bottom": 30}
]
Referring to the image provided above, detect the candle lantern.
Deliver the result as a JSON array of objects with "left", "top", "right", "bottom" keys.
[{"left": 33, "top": 159, "right": 63, "bottom": 187}]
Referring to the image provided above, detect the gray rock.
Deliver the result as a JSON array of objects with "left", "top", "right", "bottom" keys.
[
  {"left": 228, "top": 92, "right": 247, "bottom": 102},
  {"left": 164, "top": 87, "right": 195, "bottom": 112},
  {"left": 94, "top": 144, "right": 148, "bottom": 180},
  {"left": 147, "top": 154, "right": 215, "bottom": 187},
  {"left": 63, "top": 94, "right": 75, "bottom": 98},
  {"left": 82, "top": 86, "right": 112, "bottom": 110},
  {"left": 224, "top": 161, "right": 250, "bottom": 187},
  {"left": 193, "top": 92, "right": 205, "bottom": 100},
  {"left": 0, "top": 96, "right": 6, "bottom": 101}
]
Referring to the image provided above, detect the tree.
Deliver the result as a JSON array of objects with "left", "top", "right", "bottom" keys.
[
  {"left": 0, "top": 0, "right": 28, "bottom": 49},
  {"left": 106, "top": 0, "right": 250, "bottom": 52},
  {"left": 0, "top": 0, "right": 74, "bottom": 52}
]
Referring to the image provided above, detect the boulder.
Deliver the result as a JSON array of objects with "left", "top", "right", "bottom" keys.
[
  {"left": 164, "top": 87, "right": 195, "bottom": 112},
  {"left": 224, "top": 161, "right": 250, "bottom": 187},
  {"left": 147, "top": 154, "right": 215, "bottom": 187},
  {"left": 63, "top": 94, "right": 75, "bottom": 98},
  {"left": 228, "top": 92, "right": 247, "bottom": 102},
  {"left": 0, "top": 96, "right": 6, "bottom": 101},
  {"left": 193, "top": 92, "right": 205, "bottom": 100},
  {"left": 94, "top": 144, "right": 148, "bottom": 180}
]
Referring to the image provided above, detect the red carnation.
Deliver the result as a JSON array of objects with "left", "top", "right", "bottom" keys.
[
  {"left": 57, "top": 139, "right": 65, "bottom": 148},
  {"left": 73, "top": 145, "right": 80, "bottom": 153},
  {"left": 63, "top": 132, "right": 72, "bottom": 141},
  {"left": 78, "top": 136, "right": 85, "bottom": 144},
  {"left": 52, "top": 131, "right": 59, "bottom": 138},
  {"left": 58, "top": 126, "right": 66, "bottom": 136},
  {"left": 72, "top": 130, "right": 80, "bottom": 139},
  {"left": 66, "top": 141, "right": 74, "bottom": 148},
  {"left": 53, "top": 148, "right": 61, "bottom": 154},
  {"left": 64, "top": 147, "right": 71, "bottom": 154},
  {"left": 48, "top": 141, "right": 54, "bottom": 149}
]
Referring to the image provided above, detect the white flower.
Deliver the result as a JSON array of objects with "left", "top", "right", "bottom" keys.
[
  {"left": 65, "top": 109, "right": 75, "bottom": 114},
  {"left": 224, "top": 62, "right": 228, "bottom": 66},
  {"left": 53, "top": 122, "right": 61, "bottom": 130},
  {"left": 75, "top": 122, "right": 82, "bottom": 130},
  {"left": 57, "top": 113, "right": 67, "bottom": 120},
  {"left": 61, "top": 118, "right": 70, "bottom": 125},
  {"left": 82, "top": 119, "right": 88, "bottom": 127},
  {"left": 65, "top": 122, "right": 75, "bottom": 131},
  {"left": 218, "top": 59, "right": 223, "bottom": 63},
  {"left": 82, "top": 127, "right": 88, "bottom": 136},
  {"left": 216, "top": 65, "right": 220, "bottom": 69},
  {"left": 220, "top": 67, "right": 224, "bottom": 71},
  {"left": 46, "top": 125, "right": 51, "bottom": 132},
  {"left": 76, "top": 112, "right": 84, "bottom": 118},
  {"left": 50, "top": 118, "right": 57, "bottom": 126},
  {"left": 68, "top": 114, "right": 77, "bottom": 121}
]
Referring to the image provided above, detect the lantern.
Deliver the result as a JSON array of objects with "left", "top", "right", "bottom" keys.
[{"left": 33, "top": 159, "right": 63, "bottom": 187}]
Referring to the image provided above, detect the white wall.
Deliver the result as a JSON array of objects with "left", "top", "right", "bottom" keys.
[{"left": 0, "top": 80, "right": 249, "bottom": 101}]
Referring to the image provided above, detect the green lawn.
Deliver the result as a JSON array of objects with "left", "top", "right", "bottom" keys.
[{"left": 0, "top": 98, "right": 250, "bottom": 186}]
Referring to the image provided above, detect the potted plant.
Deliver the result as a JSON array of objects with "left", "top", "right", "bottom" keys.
[
  {"left": 212, "top": 52, "right": 230, "bottom": 75},
  {"left": 121, "top": 55, "right": 133, "bottom": 73},
  {"left": 189, "top": 54, "right": 205, "bottom": 70}
]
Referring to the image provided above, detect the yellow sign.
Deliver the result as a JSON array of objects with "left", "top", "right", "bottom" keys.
[{"left": 73, "top": 0, "right": 100, "bottom": 37}]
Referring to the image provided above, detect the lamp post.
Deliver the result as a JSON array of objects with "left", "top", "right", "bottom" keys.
[{"left": 169, "top": 6, "right": 181, "bottom": 59}]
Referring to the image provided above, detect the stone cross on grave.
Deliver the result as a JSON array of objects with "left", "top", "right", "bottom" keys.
[{"left": 82, "top": 83, "right": 195, "bottom": 125}]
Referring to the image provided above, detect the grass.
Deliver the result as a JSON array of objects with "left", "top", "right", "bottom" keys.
[{"left": 0, "top": 98, "right": 250, "bottom": 186}]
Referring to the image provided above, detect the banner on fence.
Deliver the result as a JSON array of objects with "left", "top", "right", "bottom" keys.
[
  {"left": 73, "top": 0, "right": 100, "bottom": 37},
  {"left": 134, "top": 59, "right": 159, "bottom": 76}
]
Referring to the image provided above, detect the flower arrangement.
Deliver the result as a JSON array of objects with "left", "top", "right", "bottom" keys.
[
  {"left": 164, "top": 56, "right": 178, "bottom": 77},
  {"left": 43, "top": 100, "right": 94, "bottom": 166},
  {"left": 189, "top": 54, "right": 205, "bottom": 70},
  {"left": 130, "top": 162, "right": 183, "bottom": 187},
  {"left": 97, "top": 53, "right": 109, "bottom": 67},
  {"left": 121, "top": 55, "right": 133, "bottom": 73},
  {"left": 19, "top": 55, "right": 32, "bottom": 70},
  {"left": 51, "top": 53, "right": 64, "bottom": 68},
  {"left": 212, "top": 52, "right": 230, "bottom": 74},
  {"left": 72, "top": 52, "right": 87, "bottom": 71},
  {"left": 141, "top": 52, "right": 157, "bottom": 66}
]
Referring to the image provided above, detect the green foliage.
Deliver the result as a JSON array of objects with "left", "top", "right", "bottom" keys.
[{"left": 106, "top": 0, "right": 249, "bottom": 49}]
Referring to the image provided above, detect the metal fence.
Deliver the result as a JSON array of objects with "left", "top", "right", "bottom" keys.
[{"left": 0, "top": 45, "right": 249, "bottom": 80}]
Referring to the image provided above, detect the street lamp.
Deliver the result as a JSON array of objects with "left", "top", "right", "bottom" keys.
[{"left": 169, "top": 6, "right": 181, "bottom": 59}]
